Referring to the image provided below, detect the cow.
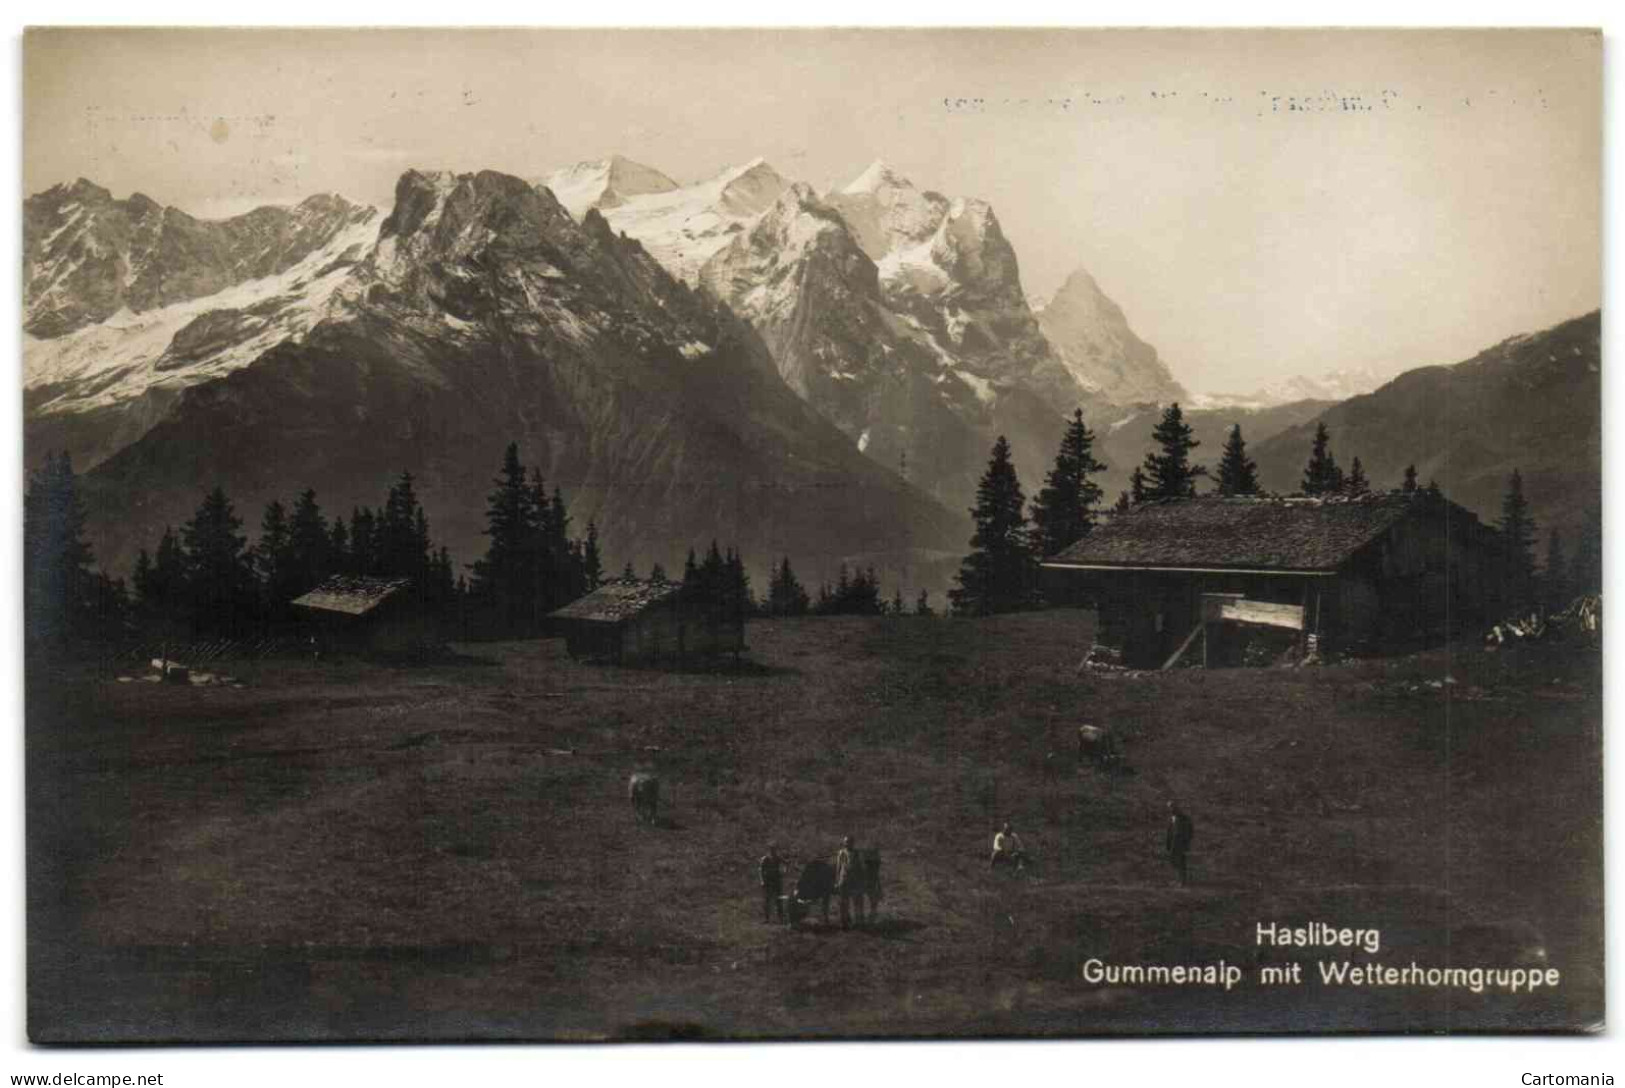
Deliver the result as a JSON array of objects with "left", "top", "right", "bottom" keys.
[
  {"left": 628, "top": 772, "right": 659, "bottom": 825},
  {"left": 784, "top": 850, "right": 882, "bottom": 927},
  {"left": 1078, "top": 724, "right": 1124, "bottom": 773},
  {"left": 785, "top": 859, "right": 834, "bottom": 927}
]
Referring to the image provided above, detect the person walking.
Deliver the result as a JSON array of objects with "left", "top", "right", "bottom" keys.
[
  {"left": 1165, "top": 801, "right": 1195, "bottom": 885},
  {"left": 758, "top": 843, "right": 785, "bottom": 923},
  {"left": 990, "top": 820, "right": 1026, "bottom": 871},
  {"left": 834, "top": 835, "right": 864, "bottom": 929}
]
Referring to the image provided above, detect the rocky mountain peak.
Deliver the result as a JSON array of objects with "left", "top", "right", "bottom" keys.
[
  {"left": 23, "top": 178, "right": 379, "bottom": 339},
  {"left": 1036, "top": 264, "right": 1187, "bottom": 408},
  {"left": 840, "top": 159, "right": 913, "bottom": 195},
  {"left": 540, "top": 155, "right": 679, "bottom": 219}
]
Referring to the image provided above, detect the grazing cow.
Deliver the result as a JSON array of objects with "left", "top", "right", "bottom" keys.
[
  {"left": 628, "top": 772, "right": 660, "bottom": 825},
  {"left": 784, "top": 850, "right": 882, "bottom": 927},
  {"left": 785, "top": 859, "right": 835, "bottom": 926},
  {"left": 1077, "top": 724, "right": 1124, "bottom": 772}
]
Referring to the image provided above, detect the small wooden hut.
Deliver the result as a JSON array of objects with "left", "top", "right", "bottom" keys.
[
  {"left": 291, "top": 575, "right": 433, "bottom": 656},
  {"left": 548, "top": 578, "right": 745, "bottom": 665},
  {"left": 1042, "top": 491, "right": 1509, "bottom": 667}
]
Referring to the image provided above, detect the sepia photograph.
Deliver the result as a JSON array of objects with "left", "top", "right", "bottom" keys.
[{"left": 19, "top": 25, "right": 1603, "bottom": 1044}]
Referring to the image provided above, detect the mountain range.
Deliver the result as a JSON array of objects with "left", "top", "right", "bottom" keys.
[{"left": 22, "top": 155, "right": 1601, "bottom": 594}]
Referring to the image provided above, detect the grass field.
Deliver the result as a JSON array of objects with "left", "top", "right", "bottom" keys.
[{"left": 27, "top": 611, "right": 1603, "bottom": 1041}]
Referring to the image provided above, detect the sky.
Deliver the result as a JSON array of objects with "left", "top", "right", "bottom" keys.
[{"left": 24, "top": 27, "right": 1601, "bottom": 394}]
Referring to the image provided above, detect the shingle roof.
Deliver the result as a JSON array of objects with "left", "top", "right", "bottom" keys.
[
  {"left": 548, "top": 578, "right": 684, "bottom": 624},
  {"left": 291, "top": 575, "right": 413, "bottom": 616},
  {"left": 1044, "top": 492, "right": 1478, "bottom": 572}
]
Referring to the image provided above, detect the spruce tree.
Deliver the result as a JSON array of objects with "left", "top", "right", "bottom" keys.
[
  {"left": 135, "top": 526, "right": 188, "bottom": 628},
  {"left": 726, "top": 548, "right": 754, "bottom": 622},
  {"left": 1301, "top": 422, "right": 1342, "bottom": 496},
  {"left": 915, "top": 589, "right": 934, "bottom": 617},
  {"left": 181, "top": 486, "right": 259, "bottom": 635},
  {"left": 1498, "top": 468, "right": 1538, "bottom": 608},
  {"left": 1129, "top": 466, "right": 1148, "bottom": 505},
  {"left": 950, "top": 436, "right": 1040, "bottom": 616},
  {"left": 582, "top": 521, "right": 604, "bottom": 590},
  {"left": 288, "top": 489, "right": 330, "bottom": 595},
  {"left": 1569, "top": 505, "right": 1602, "bottom": 596},
  {"left": 1030, "top": 408, "right": 1107, "bottom": 557},
  {"left": 351, "top": 507, "right": 378, "bottom": 575},
  {"left": 1140, "top": 403, "right": 1205, "bottom": 500},
  {"left": 328, "top": 517, "right": 351, "bottom": 575},
  {"left": 650, "top": 562, "right": 669, "bottom": 582},
  {"left": 471, "top": 443, "right": 540, "bottom": 632},
  {"left": 1402, "top": 464, "right": 1418, "bottom": 493},
  {"left": 255, "top": 499, "right": 300, "bottom": 616},
  {"left": 1345, "top": 457, "right": 1370, "bottom": 496},
  {"left": 23, "top": 452, "right": 96, "bottom": 646},
  {"left": 1113, "top": 491, "right": 1131, "bottom": 514},
  {"left": 768, "top": 556, "right": 810, "bottom": 617},
  {"left": 622, "top": 561, "right": 637, "bottom": 581},
  {"left": 1215, "top": 424, "right": 1260, "bottom": 496},
  {"left": 891, "top": 586, "right": 905, "bottom": 616}
]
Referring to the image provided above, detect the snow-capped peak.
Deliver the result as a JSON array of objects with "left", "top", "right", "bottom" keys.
[
  {"left": 840, "top": 159, "right": 912, "bottom": 195},
  {"left": 588, "top": 156, "right": 790, "bottom": 285},
  {"left": 539, "top": 155, "right": 679, "bottom": 219}
]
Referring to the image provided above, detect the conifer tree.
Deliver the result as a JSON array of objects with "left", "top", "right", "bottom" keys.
[
  {"left": 726, "top": 548, "right": 754, "bottom": 621},
  {"left": 288, "top": 489, "right": 331, "bottom": 594},
  {"left": 1129, "top": 466, "right": 1147, "bottom": 505},
  {"left": 622, "top": 561, "right": 637, "bottom": 581},
  {"left": 1569, "top": 504, "right": 1602, "bottom": 596},
  {"left": 133, "top": 526, "right": 188, "bottom": 628},
  {"left": 650, "top": 562, "right": 668, "bottom": 582},
  {"left": 768, "top": 556, "right": 810, "bottom": 616},
  {"left": 1344, "top": 457, "right": 1370, "bottom": 496},
  {"left": 1030, "top": 408, "right": 1107, "bottom": 557},
  {"left": 891, "top": 586, "right": 905, "bottom": 616},
  {"left": 1140, "top": 403, "right": 1205, "bottom": 501},
  {"left": 1402, "top": 464, "right": 1418, "bottom": 493},
  {"left": 1498, "top": 468, "right": 1538, "bottom": 608},
  {"left": 1215, "top": 424, "right": 1260, "bottom": 496},
  {"left": 181, "top": 486, "right": 258, "bottom": 635},
  {"left": 24, "top": 452, "right": 97, "bottom": 645},
  {"left": 1113, "top": 490, "right": 1131, "bottom": 514},
  {"left": 471, "top": 443, "right": 539, "bottom": 632},
  {"left": 950, "top": 436, "right": 1040, "bottom": 616},
  {"left": 350, "top": 507, "right": 379, "bottom": 576},
  {"left": 1301, "top": 422, "right": 1342, "bottom": 496},
  {"left": 255, "top": 499, "right": 300, "bottom": 616},
  {"left": 915, "top": 589, "right": 934, "bottom": 617},
  {"left": 328, "top": 516, "right": 351, "bottom": 575}
]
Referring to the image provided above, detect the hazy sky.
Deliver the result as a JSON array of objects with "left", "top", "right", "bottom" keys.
[{"left": 25, "top": 28, "right": 1600, "bottom": 394}]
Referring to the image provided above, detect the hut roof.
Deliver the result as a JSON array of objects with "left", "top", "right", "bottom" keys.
[
  {"left": 1044, "top": 492, "right": 1488, "bottom": 573},
  {"left": 548, "top": 578, "right": 684, "bottom": 624},
  {"left": 291, "top": 575, "right": 413, "bottom": 616}
]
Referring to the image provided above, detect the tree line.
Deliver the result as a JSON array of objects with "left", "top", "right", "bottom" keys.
[{"left": 944, "top": 403, "right": 1597, "bottom": 617}]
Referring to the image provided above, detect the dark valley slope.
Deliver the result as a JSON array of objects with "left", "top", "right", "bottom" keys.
[{"left": 1251, "top": 311, "right": 1601, "bottom": 543}]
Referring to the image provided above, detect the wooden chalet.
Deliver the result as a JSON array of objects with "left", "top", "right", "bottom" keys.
[
  {"left": 291, "top": 575, "right": 434, "bottom": 656},
  {"left": 1042, "top": 492, "right": 1510, "bottom": 667},
  {"left": 548, "top": 577, "right": 746, "bottom": 665}
]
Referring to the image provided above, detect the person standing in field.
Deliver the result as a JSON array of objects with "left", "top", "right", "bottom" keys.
[
  {"left": 834, "top": 835, "right": 863, "bottom": 928},
  {"left": 758, "top": 843, "right": 785, "bottom": 923},
  {"left": 990, "top": 820, "right": 1026, "bottom": 871},
  {"left": 1165, "top": 801, "right": 1195, "bottom": 885}
]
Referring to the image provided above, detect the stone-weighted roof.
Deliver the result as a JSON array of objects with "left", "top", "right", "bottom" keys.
[
  {"left": 549, "top": 578, "right": 684, "bottom": 624},
  {"left": 1045, "top": 492, "right": 1488, "bottom": 573}
]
